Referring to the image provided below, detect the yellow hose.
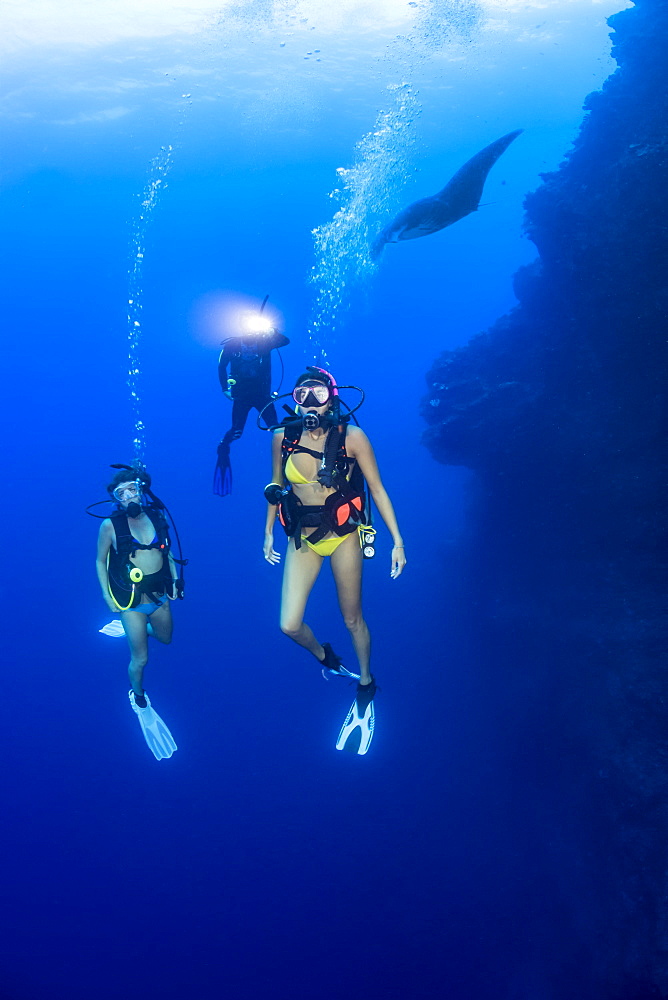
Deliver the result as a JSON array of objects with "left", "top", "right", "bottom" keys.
[{"left": 106, "top": 553, "right": 137, "bottom": 611}]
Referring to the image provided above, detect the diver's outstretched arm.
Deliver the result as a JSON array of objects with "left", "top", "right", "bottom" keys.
[
  {"left": 264, "top": 429, "right": 284, "bottom": 564},
  {"left": 217, "top": 344, "right": 232, "bottom": 392},
  {"left": 347, "top": 427, "right": 406, "bottom": 579},
  {"left": 167, "top": 552, "right": 179, "bottom": 599},
  {"left": 96, "top": 519, "right": 119, "bottom": 612}
]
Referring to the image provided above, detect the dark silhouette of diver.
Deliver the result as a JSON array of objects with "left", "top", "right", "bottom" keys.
[{"left": 214, "top": 325, "right": 290, "bottom": 496}]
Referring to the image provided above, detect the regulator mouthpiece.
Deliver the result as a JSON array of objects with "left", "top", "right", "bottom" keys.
[{"left": 302, "top": 411, "right": 321, "bottom": 430}]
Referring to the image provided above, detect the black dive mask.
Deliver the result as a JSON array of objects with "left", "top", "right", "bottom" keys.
[
  {"left": 124, "top": 501, "right": 143, "bottom": 519},
  {"left": 294, "top": 387, "right": 330, "bottom": 408}
]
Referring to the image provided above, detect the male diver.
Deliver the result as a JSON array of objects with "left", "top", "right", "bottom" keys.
[
  {"left": 95, "top": 466, "right": 182, "bottom": 760},
  {"left": 214, "top": 322, "right": 290, "bottom": 496},
  {"left": 263, "top": 368, "right": 406, "bottom": 754}
]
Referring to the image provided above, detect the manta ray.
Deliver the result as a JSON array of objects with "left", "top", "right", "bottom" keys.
[{"left": 370, "top": 129, "right": 523, "bottom": 260}]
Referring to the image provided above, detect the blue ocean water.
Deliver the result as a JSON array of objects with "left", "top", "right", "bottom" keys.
[{"left": 0, "top": 2, "right": 635, "bottom": 998}]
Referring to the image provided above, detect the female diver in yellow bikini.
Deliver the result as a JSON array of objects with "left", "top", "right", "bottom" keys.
[{"left": 263, "top": 367, "right": 406, "bottom": 752}]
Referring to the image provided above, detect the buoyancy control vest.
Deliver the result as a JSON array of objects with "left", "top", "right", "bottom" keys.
[
  {"left": 276, "top": 420, "right": 369, "bottom": 549},
  {"left": 107, "top": 505, "right": 174, "bottom": 610}
]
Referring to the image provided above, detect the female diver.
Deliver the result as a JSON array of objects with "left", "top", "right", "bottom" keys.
[
  {"left": 96, "top": 466, "right": 180, "bottom": 760},
  {"left": 263, "top": 368, "right": 406, "bottom": 753}
]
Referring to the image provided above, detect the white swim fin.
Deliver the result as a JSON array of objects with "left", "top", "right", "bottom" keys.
[
  {"left": 99, "top": 620, "right": 125, "bottom": 637},
  {"left": 336, "top": 678, "right": 376, "bottom": 755},
  {"left": 129, "top": 691, "right": 177, "bottom": 760}
]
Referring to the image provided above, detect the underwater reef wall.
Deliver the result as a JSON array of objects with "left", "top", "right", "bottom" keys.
[{"left": 422, "top": 0, "right": 668, "bottom": 996}]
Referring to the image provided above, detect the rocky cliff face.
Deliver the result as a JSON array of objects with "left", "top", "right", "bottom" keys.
[{"left": 422, "top": 0, "right": 668, "bottom": 995}]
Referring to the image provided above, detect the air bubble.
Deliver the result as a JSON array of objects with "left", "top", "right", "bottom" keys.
[
  {"left": 126, "top": 144, "right": 174, "bottom": 464},
  {"left": 307, "top": 85, "right": 420, "bottom": 361}
]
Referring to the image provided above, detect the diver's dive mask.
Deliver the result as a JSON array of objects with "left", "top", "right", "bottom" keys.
[
  {"left": 292, "top": 382, "right": 331, "bottom": 408},
  {"left": 112, "top": 481, "right": 144, "bottom": 517},
  {"left": 112, "top": 481, "right": 143, "bottom": 503}
]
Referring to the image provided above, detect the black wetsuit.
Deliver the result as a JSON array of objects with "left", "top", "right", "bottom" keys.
[
  {"left": 214, "top": 330, "right": 289, "bottom": 497},
  {"left": 218, "top": 331, "right": 289, "bottom": 437}
]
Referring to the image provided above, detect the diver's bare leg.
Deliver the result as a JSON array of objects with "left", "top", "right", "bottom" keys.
[
  {"left": 121, "top": 610, "right": 150, "bottom": 696},
  {"left": 147, "top": 600, "right": 173, "bottom": 644},
  {"left": 280, "top": 540, "right": 325, "bottom": 659},
  {"left": 330, "top": 534, "right": 371, "bottom": 684}
]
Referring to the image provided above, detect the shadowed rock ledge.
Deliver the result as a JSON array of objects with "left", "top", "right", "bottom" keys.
[{"left": 422, "top": 0, "right": 668, "bottom": 995}]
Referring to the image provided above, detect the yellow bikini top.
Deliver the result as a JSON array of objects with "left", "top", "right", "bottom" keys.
[
  {"left": 285, "top": 453, "right": 319, "bottom": 486},
  {"left": 284, "top": 440, "right": 355, "bottom": 487}
]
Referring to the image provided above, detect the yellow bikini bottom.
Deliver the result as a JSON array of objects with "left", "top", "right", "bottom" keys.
[{"left": 301, "top": 532, "right": 352, "bottom": 557}]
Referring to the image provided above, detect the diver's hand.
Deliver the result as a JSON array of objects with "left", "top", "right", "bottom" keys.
[
  {"left": 105, "top": 598, "right": 119, "bottom": 613},
  {"left": 390, "top": 545, "right": 406, "bottom": 579},
  {"left": 264, "top": 533, "right": 281, "bottom": 565}
]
